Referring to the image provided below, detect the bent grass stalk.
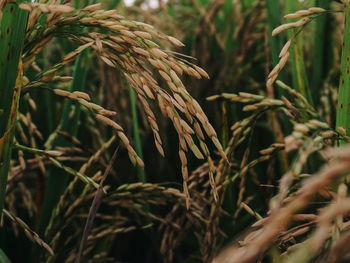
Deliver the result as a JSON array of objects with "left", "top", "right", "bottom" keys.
[{"left": 0, "top": 1, "right": 28, "bottom": 218}]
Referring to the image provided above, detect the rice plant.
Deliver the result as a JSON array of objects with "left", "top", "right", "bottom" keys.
[{"left": 2, "top": 0, "right": 350, "bottom": 262}]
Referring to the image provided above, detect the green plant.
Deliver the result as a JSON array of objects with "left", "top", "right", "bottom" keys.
[
  {"left": 336, "top": 1, "right": 350, "bottom": 140},
  {"left": 0, "top": 0, "right": 28, "bottom": 218}
]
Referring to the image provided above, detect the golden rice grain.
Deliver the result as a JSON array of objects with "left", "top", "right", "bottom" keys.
[
  {"left": 193, "top": 65, "right": 210, "bottom": 79},
  {"left": 134, "top": 31, "right": 152, "bottom": 39},
  {"left": 100, "top": 56, "right": 115, "bottom": 67},
  {"left": 166, "top": 36, "right": 185, "bottom": 47},
  {"left": 191, "top": 144, "right": 204, "bottom": 159},
  {"left": 53, "top": 89, "right": 70, "bottom": 97},
  {"left": 72, "top": 91, "right": 91, "bottom": 101},
  {"left": 150, "top": 48, "right": 168, "bottom": 58},
  {"left": 82, "top": 3, "right": 102, "bottom": 12},
  {"left": 98, "top": 109, "right": 117, "bottom": 116}
]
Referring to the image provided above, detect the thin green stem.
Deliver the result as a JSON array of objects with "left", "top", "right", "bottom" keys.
[
  {"left": 13, "top": 144, "right": 60, "bottom": 156},
  {"left": 129, "top": 88, "right": 146, "bottom": 183}
]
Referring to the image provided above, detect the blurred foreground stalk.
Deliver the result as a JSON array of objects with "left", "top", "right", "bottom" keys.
[{"left": 0, "top": 1, "right": 28, "bottom": 217}]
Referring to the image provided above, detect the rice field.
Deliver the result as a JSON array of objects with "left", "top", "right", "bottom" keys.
[{"left": 1, "top": 0, "right": 350, "bottom": 262}]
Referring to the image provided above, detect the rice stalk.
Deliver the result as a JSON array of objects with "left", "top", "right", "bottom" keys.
[
  {"left": 3, "top": 209, "right": 53, "bottom": 256},
  {"left": 44, "top": 136, "right": 116, "bottom": 259},
  {"left": 213, "top": 145, "right": 350, "bottom": 263},
  {"left": 75, "top": 147, "right": 119, "bottom": 263},
  {"left": 18, "top": 3, "right": 226, "bottom": 210}
]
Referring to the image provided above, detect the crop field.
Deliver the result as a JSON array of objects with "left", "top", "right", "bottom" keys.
[{"left": 1, "top": 0, "right": 350, "bottom": 262}]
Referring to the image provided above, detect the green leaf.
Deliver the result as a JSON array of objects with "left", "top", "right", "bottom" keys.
[
  {"left": 0, "top": 1, "right": 28, "bottom": 217},
  {"left": 336, "top": 3, "right": 350, "bottom": 141},
  {"left": 0, "top": 248, "right": 11, "bottom": 263}
]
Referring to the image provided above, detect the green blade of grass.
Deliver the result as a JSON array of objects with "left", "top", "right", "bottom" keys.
[
  {"left": 128, "top": 87, "right": 154, "bottom": 232},
  {"left": 266, "top": 0, "right": 283, "bottom": 67},
  {"left": 0, "top": 1, "right": 28, "bottom": 218},
  {"left": 39, "top": 52, "right": 89, "bottom": 226},
  {"left": 311, "top": 0, "right": 331, "bottom": 105},
  {"left": 285, "top": 0, "right": 314, "bottom": 106},
  {"left": 336, "top": 3, "right": 350, "bottom": 141},
  {"left": 129, "top": 88, "right": 146, "bottom": 183},
  {"left": 31, "top": 52, "right": 90, "bottom": 262},
  {"left": 0, "top": 248, "right": 11, "bottom": 263}
]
